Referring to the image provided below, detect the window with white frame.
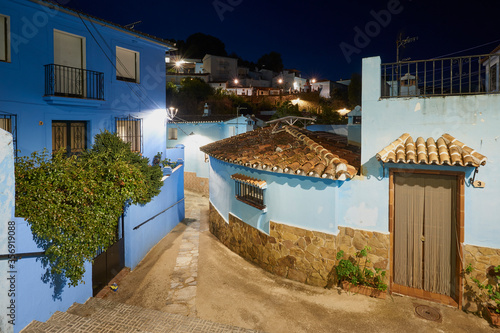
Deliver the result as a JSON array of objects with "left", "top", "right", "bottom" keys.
[
  {"left": 116, "top": 116, "right": 142, "bottom": 153},
  {"left": 231, "top": 173, "right": 266, "bottom": 210},
  {"left": 0, "top": 14, "right": 10, "bottom": 62},
  {"left": 116, "top": 46, "right": 139, "bottom": 83},
  {"left": 168, "top": 127, "right": 178, "bottom": 140}
]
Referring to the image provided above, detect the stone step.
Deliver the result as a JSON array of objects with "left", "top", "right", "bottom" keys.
[
  {"left": 45, "top": 310, "right": 149, "bottom": 333},
  {"left": 23, "top": 297, "right": 263, "bottom": 333},
  {"left": 67, "top": 298, "right": 185, "bottom": 332},
  {"left": 19, "top": 320, "right": 52, "bottom": 333},
  {"left": 70, "top": 297, "right": 262, "bottom": 332}
]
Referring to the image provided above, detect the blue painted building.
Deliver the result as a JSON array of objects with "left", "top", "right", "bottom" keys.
[
  {"left": 202, "top": 53, "right": 500, "bottom": 311},
  {"left": 168, "top": 114, "right": 252, "bottom": 195},
  {"left": 0, "top": 1, "right": 184, "bottom": 331}
]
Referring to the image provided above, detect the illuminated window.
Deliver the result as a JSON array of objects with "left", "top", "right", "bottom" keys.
[
  {"left": 116, "top": 116, "right": 142, "bottom": 153},
  {"left": 0, "top": 14, "right": 10, "bottom": 62},
  {"left": 116, "top": 47, "right": 139, "bottom": 83},
  {"left": 231, "top": 173, "right": 266, "bottom": 210},
  {"left": 168, "top": 127, "right": 178, "bottom": 140}
]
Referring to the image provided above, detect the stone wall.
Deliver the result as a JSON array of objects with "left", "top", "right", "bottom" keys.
[
  {"left": 185, "top": 172, "right": 209, "bottom": 196},
  {"left": 209, "top": 203, "right": 390, "bottom": 288},
  {"left": 463, "top": 244, "right": 500, "bottom": 312}
]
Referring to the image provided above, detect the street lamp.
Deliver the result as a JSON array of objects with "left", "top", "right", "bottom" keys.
[
  {"left": 174, "top": 60, "right": 185, "bottom": 74},
  {"left": 167, "top": 107, "right": 178, "bottom": 121}
]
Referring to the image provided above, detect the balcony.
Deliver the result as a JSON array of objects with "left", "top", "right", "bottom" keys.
[
  {"left": 44, "top": 64, "right": 104, "bottom": 105},
  {"left": 381, "top": 54, "right": 500, "bottom": 98}
]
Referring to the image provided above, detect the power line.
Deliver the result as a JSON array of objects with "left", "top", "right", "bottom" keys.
[
  {"left": 432, "top": 38, "right": 500, "bottom": 59},
  {"left": 77, "top": 12, "right": 165, "bottom": 112}
]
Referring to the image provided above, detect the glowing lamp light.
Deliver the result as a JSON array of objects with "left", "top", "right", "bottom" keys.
[
  {"left": 337, "top": 108, "right": 351, "bottom": 116},
  {"left": 167, "top": 107, "right": 178, "bottom": 120}
]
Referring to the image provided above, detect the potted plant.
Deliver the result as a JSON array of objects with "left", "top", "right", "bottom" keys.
[
  {"left": 465, "top": 264, "right": 500, "bottom": 326},
  {"left": 334, "top": 246, "right": 387, "bottom": 299}
]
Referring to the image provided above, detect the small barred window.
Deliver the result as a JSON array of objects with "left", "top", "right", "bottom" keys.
[{"left": 231, "top": 173, "right": 266, "bottom": 210}]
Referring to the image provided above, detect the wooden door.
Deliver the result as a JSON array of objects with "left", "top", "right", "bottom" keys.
[{"left": 392, "top": 173, "right": 459, "bottom": 305}]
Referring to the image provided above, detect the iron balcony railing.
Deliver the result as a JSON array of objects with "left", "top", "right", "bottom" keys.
[
  {"left": 381, "top": 54, "right": 500, "bottom": 98},
  {"left": 44, "top": 64, "right": 104, "bottom": 100}
]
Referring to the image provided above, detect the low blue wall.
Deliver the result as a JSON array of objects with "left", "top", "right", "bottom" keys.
[
  {"left": 165, "top": 145, "right": 185, "bottom": 166},
  {"left": 9, "top": 163, "right": 184, "bottom": 332},
  {"left": 12, "top": 217, "right": 92, "bottom": 333},
  {"left": 124, "top": 164, "right": 185, "bottom": 269}
]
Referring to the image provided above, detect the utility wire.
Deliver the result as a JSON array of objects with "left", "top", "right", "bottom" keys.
[
  {"left": 432, "top": 38, "right": 500, "bottom": 59},
  {"left": 77, "top": 12, "right": 165, "bottom": 112}
]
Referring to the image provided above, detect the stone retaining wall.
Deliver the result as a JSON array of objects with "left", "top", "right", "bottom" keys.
[
  {"left": 185, "top": 172, "right": 209, "bottom": 196},
  {"left": 463, "top": 244, "right": 500, "bottom": 312},
  {"left": 209, "top": 203, "right": 390, "bottom": 288},
  {"left": 209, "top": 203, "right": 500, "bottom": 309}
]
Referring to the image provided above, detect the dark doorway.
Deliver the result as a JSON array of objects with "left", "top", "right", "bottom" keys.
[{"left": 92, "top": 213, "right": 125, "bottom": 296}]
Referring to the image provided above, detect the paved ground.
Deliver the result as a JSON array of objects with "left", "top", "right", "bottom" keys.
[{"left": 102, "top": 190, "right": 497, "bottom": 333}]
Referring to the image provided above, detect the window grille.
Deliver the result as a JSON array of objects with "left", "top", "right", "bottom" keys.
[
  {"left": 0, "top": 113, "right": 16, "bottom": 157},
  {"left": 490, "top": 64, "right": 498, "bottom": 92},
  {"left": 52, "top": 121, "right": 87, "bottom": 156},
  {"left": 231, "top": 174, "right": 266, "bottom": 210},
  {"left": 115, "top": 116, "right": 142, "bottom": 153}
]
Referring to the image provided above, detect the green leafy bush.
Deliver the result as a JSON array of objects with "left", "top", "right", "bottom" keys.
[
  {"left": 335, "top": 246, "right": 387, "bottom": 291},
  {"left": 465, "top": 264, "right": 500, "bottom": 314},
  {"left": 83, "top": 131, "right": 163, "bottom": 205},
  {"left": 15, "top": 131, "right": 164, "bottom": 286}
]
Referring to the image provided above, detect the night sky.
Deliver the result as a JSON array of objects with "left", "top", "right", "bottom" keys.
[{"left": 63, "top": 0, "right": 500, "bottom": 81}]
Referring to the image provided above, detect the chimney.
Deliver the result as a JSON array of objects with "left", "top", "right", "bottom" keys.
[{"left": 203, "top": 103, "right": 211, "bottom": 117}]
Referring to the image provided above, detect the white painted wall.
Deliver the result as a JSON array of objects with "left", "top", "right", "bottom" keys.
[
  {"left": 358, "top": 56, "right": 500, "bottom": 248},
  {"left": 0, "top": 129, "right": 14, "bottom": 333}
]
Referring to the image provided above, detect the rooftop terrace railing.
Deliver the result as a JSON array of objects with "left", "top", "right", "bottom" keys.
[{"left": 381, "top": 54, "right": 500, "bottom": 98}]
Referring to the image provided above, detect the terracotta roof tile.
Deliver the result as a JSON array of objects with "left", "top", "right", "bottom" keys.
[
  {"left": 200, "top": 126, "right": 360, "bottom": 181},
  {"left": 231, "top": 174, "right": 267, "bottom": 188},
  {"left": 376, "top": 133, "right": 487, "bottom": 167}
]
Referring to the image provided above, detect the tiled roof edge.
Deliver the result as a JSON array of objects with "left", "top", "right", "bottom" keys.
[
  {"left": 230, "top": 173, "right": 267, "bottom": 189},
  {"left": 202, "top": 127, "right": 358, "bottom": 181},
  {"left": 377, "top": 133, "right": 487, "bottom": 167},
  {"left": 442, "top": 133, "right": 487, "bottom": 166},
  {"left": 285, "top": 126, "right": 356, "bottom": 180}
]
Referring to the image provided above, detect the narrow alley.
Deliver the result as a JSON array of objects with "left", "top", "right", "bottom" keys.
[{"left": 101, "top": 190, "right": 496, "bottom": 333}]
